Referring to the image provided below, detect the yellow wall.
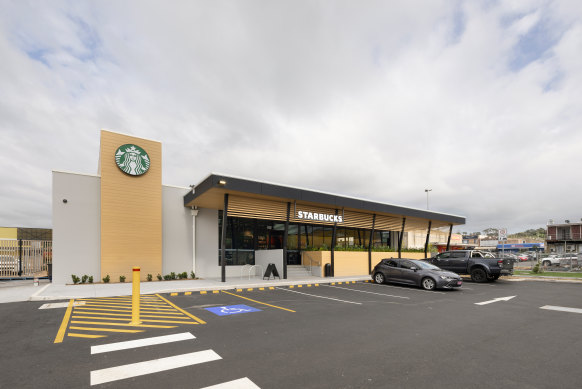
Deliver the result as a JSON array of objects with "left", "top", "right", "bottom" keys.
[
  {"left": 304, "top": 251, "right": 428, "bottom": 277},
  {"left": 99, "top": 130, "right": 162, "bottom": 281},
  {"left": 0, "top": 227, "right": 17, "bottom": 240}
]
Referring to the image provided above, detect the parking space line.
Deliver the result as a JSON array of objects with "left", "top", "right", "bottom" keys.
[
  {"left": 368, "top": 282, "right": 447, "bottom": 294},
  {"left": 322, "top": 284, "right": 410, "bottom": 299},
  {"left": 201, "top": 377, "right": 261, "bottom": 389},
  {"left": 540, "top": 305, "right": 582, "bottom": 314},
  {"left": 72, "top": 316, "right": 198, "bottom": 325},
  {"left": 68, "top": 333, "right": 106, "bottom": 339},
  {"left": 90, "top": 349, "right": 222, "bottom": 386},
  {"left": 221, "top": 290, "right": 296, "bottom": 312},
  {"left": 91, "top": 332, "right": 195, "bottom": 355},
  {"left": 155, "top": 294, "right": 207, "bottom": 324},
  {"left": 276, "top": 287, "right": 362, "bottom": 305},
  {"left": 70, "top": 320, "right": 178, "bottom": 329},
  {"left": 69, "top": 326, "right": 145, "bottom": 333},
  {"left": 54, "top": 299, "right": 75, "bottom": 343}
]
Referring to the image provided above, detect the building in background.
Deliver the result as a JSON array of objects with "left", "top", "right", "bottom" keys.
[{"left": 546, "top": 220, "right": 582, "bottom": 253}]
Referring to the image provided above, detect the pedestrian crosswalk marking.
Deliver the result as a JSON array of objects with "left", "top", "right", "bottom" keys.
[
  {"left": 90, "top": 350, "right": 222, "bottom": 386},
  {"left": 201, "top": 377, "right": 261, "bottom": 389},
  {"left": 91, "top": 332, "right": 196, "bottom": 354}
]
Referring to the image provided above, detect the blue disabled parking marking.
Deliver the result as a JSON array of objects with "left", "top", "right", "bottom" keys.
[{"left": 205, "top": 304, "right": 262, "bottom": 316}]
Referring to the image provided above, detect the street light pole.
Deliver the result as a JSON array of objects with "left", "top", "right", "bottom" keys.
[{"left": 424, "top": 189, "right": 432, "bottom": 210}]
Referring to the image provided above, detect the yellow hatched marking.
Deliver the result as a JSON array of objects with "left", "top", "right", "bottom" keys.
[
  {"left": 289, "top": 285, "right": 294, "bottom": 288},
  {"left": 54, "top": 299, "right": 75, "bottom": 344},
  {"left": 259, "top": 288, "right": 265, "bottom": 291},
  {"left": 221, "top": 290, "right": 295, "bottom": 313},
  {"left": 307, "top": 284, "right": 312, "bottom": 287},
  {"left": 315, "top": 284, "right": 319, "bottom": 286},
  {"left": 236, "top": 289, "right": 243, "bottom": 292},
  {"left": 67, "top": 333, "right": 106, "bottom": 339},
  {"left": 247, "top": 288, "right": 253, "bottom": 292},
  {"left": 338, "top": 282, "right": 343, "bottom": 285},
  {"left": 69, "top": 326, "right": 144, "bottom": 333},
  {"left": 331, "top": 283, "right": 336, "bottom": 285},
  {"left": 72, "top": 316, "right": 198, "bottom": 325},
  {"left": 82, "top": 302, "right": 170, "bottom": 308},
  {"left": 213, "top": 290, "right": 220, "bottom": 294},
  {"left": 269, "top": 287, "right": 274, "bottom": 290},
  {"left": 171, "top": 293, "right": 178, "bottom": 296},
  {"left": 155, "top": 294, "right": 206, "bottom": 324},
  {"left": 74, "top": 305, "right": 176, "bottom": 313},
  {"left": 80, "top": 303, "right": 176, "bottom": 310},
  {"left": 200, "top": 291, "right": 207, "bottom": 294},
  {"left": 185, "top": 292, "right": 192, "bottom": 296},
  {"left": 70, "top": 320, "right": 177, "bottom": 329},
  {"left": 71, "top": 311, "right": 186, "bottom": 319}
]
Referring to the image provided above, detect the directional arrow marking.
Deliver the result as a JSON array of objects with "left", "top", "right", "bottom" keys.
[{"left": 475, "top": 296, "right": 516, "bottom": 305}]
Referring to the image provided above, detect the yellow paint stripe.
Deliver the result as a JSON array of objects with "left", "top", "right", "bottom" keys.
[
  {"left": 213, "top": 290, "right": 220, "bottom": 294},
  {"left": 80, "top": 303, "right": 176, "bottom": 311},
  {"left": 69, "top": 326, "right": 144, "bottom": 333},
  {"left": 315, "top": 284, "right": 319, "bottom": 286},
  {"left": 72, "top": 311, "right": 186, "bottom": 319},
  {"left": 171, "top": 293, "right": 178, "bottom": 296},
  {"left": 236, "top": 289, "right": 243, "bottom": 292},
  {"left": 70, "top": 321, "right": 177, "bottom": 329},
  {"left": 185, "top": 292, "right": 192, "bottom": 296},
  {"left": 155, "top": 294, "right": 207, "bottom": 324},
  {"left": 221, "top": 290, "right": 296, "bottom": 313},
  {"left": 307, "top": 284, "right": 312, "bottom": 287},
  {"left": 72, "top": 316, "right": 198, "bottom": 325},
  {"left": 247, "top": 288, "right": 254, "bottom": 292},
  {"left": 289, "top": 285, "right": 294, "bottom": 288},
  {"left": 78, "top": 297, "right": 160, "bottom": 303},
  {"left": 200, "top": 291, "right": 207, "bottom": 294},
  {"left": 67, "top": 333, "right": 106, "bottom": 339},
  {"left": 74, "top": 306, "right": 176, "bottom": 313},
  {"left": 259, "top": 288, "right": 265, "bottom": 291},
  {"left": 54, "top": 299, "right": 75, "bottom": 344},
  {"left": 269, "top": 287, "right": 274, "bottom": 290}
]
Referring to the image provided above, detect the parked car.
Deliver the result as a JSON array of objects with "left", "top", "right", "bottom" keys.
[
  {"left": 541, "top": 255, "right": 560, "bottom": 267},
  {"left": 427, "top": 250, "right": 514, "bottom": 282},
  {"left": 372, "top": 258, "right": 462, "bottom": 291}
]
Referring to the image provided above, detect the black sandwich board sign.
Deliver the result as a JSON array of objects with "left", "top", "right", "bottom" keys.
[{"left": 263, "top": 263, "right": 280, "bottom": 280}]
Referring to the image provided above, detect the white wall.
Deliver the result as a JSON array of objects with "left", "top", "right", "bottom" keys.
[
  {"left": 255, "top": 249, "right": 283, "bottom": 278},
  {"left": 194, "top": 208, "right": 221, "bottom": 278},
  {"left": 162, "top": 186, "right": 193, "bottom": 276},
  {"left": 52, "top": 171, "right": 101, "bottom": 284}
]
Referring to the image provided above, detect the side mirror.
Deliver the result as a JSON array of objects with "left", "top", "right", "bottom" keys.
[{"left": 410, "top": 266, "right": 418, "bottom": 271}]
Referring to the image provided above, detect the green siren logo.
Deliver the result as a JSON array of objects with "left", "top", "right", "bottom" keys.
[{"left": 115, "top": 144, "right": 150, "bottom": 176}]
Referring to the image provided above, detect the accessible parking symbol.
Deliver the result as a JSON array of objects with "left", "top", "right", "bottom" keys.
[{"left": 205, "top": 305, "right": 262, "bottom": 316}]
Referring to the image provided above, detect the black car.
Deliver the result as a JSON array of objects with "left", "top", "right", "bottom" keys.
[{"left": 372, "top": 258, "right": 462, "bottom": 290}]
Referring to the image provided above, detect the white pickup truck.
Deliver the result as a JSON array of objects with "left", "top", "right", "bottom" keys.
[{"left": 541, "top": 254, "right": 579, "bottom": 267}]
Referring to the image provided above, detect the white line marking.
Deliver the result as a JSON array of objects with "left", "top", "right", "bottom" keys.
[
  {"left": 91, "top": 332, "right": 195, "bottom": 354},
  {"left": 39, "top": 301, "right": 86, "bottom": 309},
  {"left": 540, "top": 305, "right": 582, "bottom": 314},
  {"left": 90, "top": 350, "right": 221, "bottom": 385},
  {"left": 29, "top": 283, "right": 51, "bottom": 300},
  {"left": 201, "top": 377, "right": 261, "bottom": 389},
  {"left": 322, "top": 285, "right": 410, "bottom": 299},
  {"left": 276, "top": 287, "right": 362, "bottom": 305},
  {"left": 368, "top": 282, "right": 446, "bottom": 294},
  {"left": 475, "top": 296, "right": 516, "bottom": 305}
]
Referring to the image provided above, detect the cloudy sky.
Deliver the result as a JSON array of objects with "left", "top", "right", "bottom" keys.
[{"left": 1, "top": 0, "right": 581, "bottom": 234}]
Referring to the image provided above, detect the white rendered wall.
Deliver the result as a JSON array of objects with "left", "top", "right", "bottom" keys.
[
  {"left": 255, "top": 249, "right": 283, "bottom": 278},
  {"left": 52, "top": 171, "right": 101, "bottom": 285},
  {"left": 162, "top": 186, "right": 193, "bottom": 276}
]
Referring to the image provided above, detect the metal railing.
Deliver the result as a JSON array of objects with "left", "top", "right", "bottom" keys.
[{"left": 0, "top": 239, "right": 52, "bottom": 278}]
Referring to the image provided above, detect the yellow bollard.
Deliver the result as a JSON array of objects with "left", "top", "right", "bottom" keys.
[{"left": 130, "top": 266, "right": 141, "bottom": 325}]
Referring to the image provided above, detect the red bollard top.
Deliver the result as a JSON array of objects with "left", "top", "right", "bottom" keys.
[{"left": 133, "top": 267, "right": 140, "bottom": 271}]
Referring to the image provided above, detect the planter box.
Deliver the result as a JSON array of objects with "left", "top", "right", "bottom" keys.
[{"left": 302, "top": 251, "right": 429, "bottom": 277}]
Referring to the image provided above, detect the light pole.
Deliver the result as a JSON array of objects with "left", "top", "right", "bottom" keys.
[{"left": 424, "top": 189, "right": 432, "bottom": 210}]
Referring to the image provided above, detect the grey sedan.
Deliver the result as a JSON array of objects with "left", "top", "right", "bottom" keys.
[{"left": 372, "top": 258, "right": 462, "bottom": 290}]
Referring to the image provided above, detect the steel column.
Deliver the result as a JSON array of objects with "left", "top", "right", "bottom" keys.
[
  {"left": 368, "top": 214, "right": 376, "bottom": 274},
  {"left": 446, "top": 224, "right": 453, "bottom": 251},
  {"left": 283, "top": 202, "right": 290, "bottom": 279},
  {"left": 331, "top": 209, "right": 338, "bottom": 277},
  {"left": 424, "top": 221, "right": 432, "bottom": 258},
  {"left": 18, "top": 239, "right": 22, "bottom": 276},
  {"left": 398, "top": 218, "right": 406, "bottom": 258},
  {"left": 220, "top": 194, "right": 229, "bottom": 282}
]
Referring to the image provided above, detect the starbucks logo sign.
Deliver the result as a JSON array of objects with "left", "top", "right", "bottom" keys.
[{"left": 115, "top": 144, "right": 150, "bottom": 176}]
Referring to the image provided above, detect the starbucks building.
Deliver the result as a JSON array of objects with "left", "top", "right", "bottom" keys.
[{"left": 51, "top": 130, "right": 465, "bottom": 284}]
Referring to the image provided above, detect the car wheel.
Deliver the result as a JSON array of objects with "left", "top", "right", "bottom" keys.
[
  {"left": 542, "top": 260, "right": 551, "bottom": 267},
  {"left": 421, "top": 277, "right": 436, "bottom": 290},
  {"left": 470, "top": 268, "right": 487, "bottom": 283},
  {"left": 374, "top": 272, "right": 385, "bottom": 284}
]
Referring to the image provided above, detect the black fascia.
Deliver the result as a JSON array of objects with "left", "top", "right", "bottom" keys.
[{"left": 184, "top": 174, "right": 465, "bottom": 225}]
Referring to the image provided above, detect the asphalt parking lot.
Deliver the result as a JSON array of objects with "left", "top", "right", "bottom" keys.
[{"left": 1, "top": 279, "right": 582, "bottom": 388}]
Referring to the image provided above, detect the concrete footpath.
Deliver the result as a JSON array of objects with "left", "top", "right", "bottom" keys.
[{"left": 0, "top": 275, "right": 372, "bottom": 304}]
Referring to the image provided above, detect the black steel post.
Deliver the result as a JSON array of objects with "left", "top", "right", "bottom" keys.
[
  {"left": 398, "top": 218, "right": 406, "bottom": 258},
  {"left": 368, "top": 214, "right": 376, "bottom": 274},
  {"left": 220, "top": 194, "right": 229, "bottom": 282},
  {"left": 446, "top": 224, "right": 453, "bottom": 251},
  {"left": 331, "top": 209, "right": 338, "bottom": 277},
  {"left": 304, "top": 225, "right": 309, "bottom": 247},
  {"left": 18, "top": 239, "right": 22, "bottom": 276},
  {"left": 424, "top": 221, "right": 432, "bottom": 259},
  {"left": 283, "top": 202, "right": 290, "bottom": 279}
]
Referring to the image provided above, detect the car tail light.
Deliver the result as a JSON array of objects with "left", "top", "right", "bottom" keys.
[{"left": 497, "top": 260, "right": 503, "bottom": 265}]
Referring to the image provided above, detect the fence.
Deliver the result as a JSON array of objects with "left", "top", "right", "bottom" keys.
[
  {"left": 513, "top": 252, "right": 582, "bottom": 272},
  {"left": 0, "top": 239, "right": 52, "bottom": 278}
]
